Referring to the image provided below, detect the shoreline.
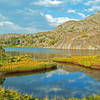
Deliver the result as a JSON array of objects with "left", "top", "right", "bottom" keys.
[
  {"left": 53, "top": 55, "right": 100, "bottom": 70},
  {"left": 4, "top": 46, "right": 100, "bottom": 51},
  {"left": 0, "top": 65, "right": 57, "bottom": 74},
  {"left": 0, "top": 56, "right": 57, "bottom": 74},
  {"left": 53, "top": 60, "right": 100, "bottom": 70}
]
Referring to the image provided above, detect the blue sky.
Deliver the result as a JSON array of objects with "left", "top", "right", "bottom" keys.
[{"left": 0, "top": 0, "right": 99, "bottom": 34}]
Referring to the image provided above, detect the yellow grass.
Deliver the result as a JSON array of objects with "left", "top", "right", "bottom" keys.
[
  {"left": 0, "top": 56, "right": 56, "bottom": 72},
  {"left": 53, "top": 55, "right": 100, "bottom": 68}
]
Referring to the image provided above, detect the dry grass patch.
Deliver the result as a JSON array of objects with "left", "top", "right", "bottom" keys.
[
  {"left": 53, "top": 55, "right": 100, "bottom": 69},
  {"left": 0, "top": 56, "right": 56, "bottom": 72}
]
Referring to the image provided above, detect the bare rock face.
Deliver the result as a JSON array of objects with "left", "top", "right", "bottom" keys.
[
  {"left": 50, "top": 11, "right": 100, "bottom": 50},
  {"left": 85, "top": 11, "right": 100, "bottom": 24}
]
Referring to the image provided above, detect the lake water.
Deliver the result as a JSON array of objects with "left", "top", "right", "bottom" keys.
[{"left": 1, "top": 47, "right": 100, "bottom": 99}]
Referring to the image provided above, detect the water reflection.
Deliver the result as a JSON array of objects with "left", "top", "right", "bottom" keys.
[
  {"left": 0, "top": 74, "right": 5, "bottom": 85},
  {"left": 2, "top": 47, "right": 100, "bottom": 99},
  {"left": 1, "top": 67, "right": 100, "bottom": 99},
  {"left": 59, "top": 64, "right": 100, "bottom": 81},
  {"left": 5, "top": 47, "right": 100, "bottom": 61},
  {"left": 0, "top": 68, "right": 56, "bottom": 85}
]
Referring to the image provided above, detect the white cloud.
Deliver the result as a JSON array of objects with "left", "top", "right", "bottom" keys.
[
  {"left": 77, "top": 12, "right": 86, "bottom": 18},
  {"left": 31, "top": 0, "right": 63, "bottom": 7},
  {"left": 0, "top": 21, "right": 13, "bottom": 27},
  {"left": 31, "top": 0, "right": 83, "bottom": 7},
  {"left": 0, "top": 23, "right": 3, "bottom": 26},
  {"left": 67, "top": 9, "right": 86, "bottom": 18},
  {"left": 67, "top": 9, "right": 76, "bottom": 13},
  {"left": 16, "top": 8, "right": 38, "bottom": 16},
  {"left": 85, "top": 0, "right": 100, "bottom": 12},
  {"left": 70, "top": 0, "right": 83, "bottom": 4},
  {"left": 84, "top": 8, "right": 94, "bottom": 12},
  {"left": 0, "top": 14, "right": 7, "bottom": 20},
  {"left": 0, "top": 13, "right": 38, "bottom": 33},
  {"left": 45, "top": 14, "right": 77, "bottom": 26},
  {"left": 0, "top": 21, "right": 37, "bottom": 33},
  {"left": 85, "top": 0, "right": 99, "bottom": 6}
]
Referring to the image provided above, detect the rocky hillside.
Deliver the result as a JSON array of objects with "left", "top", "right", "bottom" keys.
[
  {"left": 52, "top": 11, "right": 100, "bottom": 50},
  {"left": 0, "top": 11, "right": 100, "bottom": 50},
  {"left": 0, "top": 45, "right": 5, "bottom": 58},
  {"left": 0, "top": 32, "right": 60, "bottom": 47}
]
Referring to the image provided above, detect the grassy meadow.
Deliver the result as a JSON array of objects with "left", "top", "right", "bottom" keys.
[
  {"left": 53, "top": 55, "right": 100, "bottom": 69},
  {"left": 0, "top": 56, "right": 56, "bottom": 72}
]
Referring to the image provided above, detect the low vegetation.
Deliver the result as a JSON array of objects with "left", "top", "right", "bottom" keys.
[
  {"left": 53, "top": 55, "right": 100, "bottom": 69},
  {"left": 0, "top": 87, "right": 34, "bottom": 100},
  {"left": 0, "top": 87, "right": 100, "bottom": 100},
  {"left": 0, "top": 56, "right": 56, "bottom": 72}
]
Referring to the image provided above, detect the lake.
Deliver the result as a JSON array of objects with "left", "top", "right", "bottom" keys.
[{"left": 1, "top": 47, "right": 100, "bottom": 99}]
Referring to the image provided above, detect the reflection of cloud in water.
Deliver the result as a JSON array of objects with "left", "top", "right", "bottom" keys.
[
  {"left": 38, "top": 87, "right": 63, "bottom": 93},
  {"left": 2, "top": 68, "right": 100, "bottom": 99},
  {"left": 46, "top": 68, "right": 69, "bottom": 78},
  {"left": 46, "top": 71, "right": 56, "bottom": 78},
  {"left": 68, "top": 79, "right": 76, "bottom": 83},
  {"left": 57, "top": 68, "right": 70, "bottom": 75},
  {"left": 78, "top": 74, "right": 86, "bottom": 80},
  {"left": 49, "top": 88, "right": 63, "bottom": 92}
]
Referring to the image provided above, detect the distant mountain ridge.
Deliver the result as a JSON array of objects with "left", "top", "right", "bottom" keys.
[{"left": 0, "top": 11, "right": 100, "bottom": 50}]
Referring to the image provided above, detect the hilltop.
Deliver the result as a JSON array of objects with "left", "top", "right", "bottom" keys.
[{"left": 0, "top": 11, "right": 100, "bottom": 50}]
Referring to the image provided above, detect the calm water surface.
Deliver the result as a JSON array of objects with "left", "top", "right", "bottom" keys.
[{"left": 1, "top": 47, "right": 100, "bottom": 99}]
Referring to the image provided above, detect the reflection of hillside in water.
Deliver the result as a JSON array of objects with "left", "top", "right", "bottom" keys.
[
  {"left": 6, "top": 51, "right": 67, "bottom": 60},
  {"left": 1, "top": 68, "right": 56, "bottom": 78},
  {"left": 60, "top": 64, "right": 100, "bottom": 81},
  {"left": 0, "top": 73, "right": 5, "bottom": 85},
  {"left": 0, "top": 68, "right": 56, "bottom": 85},
  {"left": 6, "top": 49, "right": 100, "bottom": 60}
]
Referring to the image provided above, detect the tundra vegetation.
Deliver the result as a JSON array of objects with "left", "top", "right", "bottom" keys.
[
  {"left": 53, "top": 55, "right": 100, "bottom": 69},
  {"left": 0, "top": 56, "right": 57, "bottom": 72},
  {"left": 0, "top": 45, "right": 56, "bottom": 72}
]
